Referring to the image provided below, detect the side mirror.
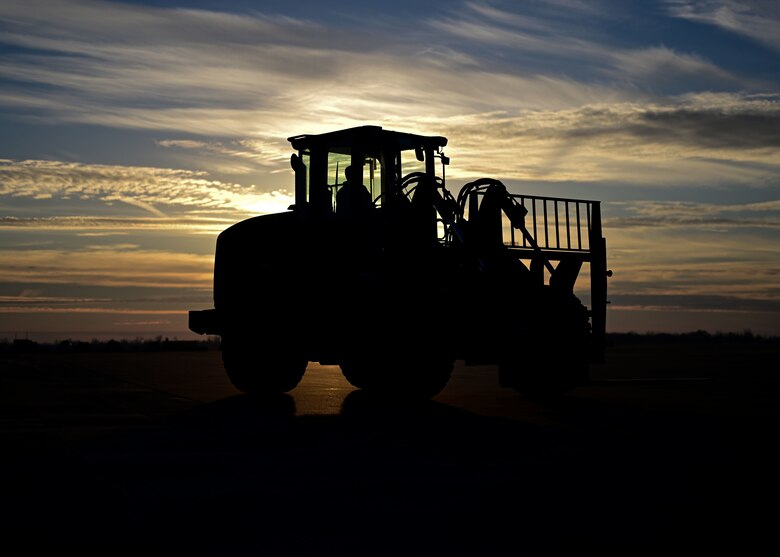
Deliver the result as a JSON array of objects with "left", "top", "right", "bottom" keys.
[
  {"left": 290, "top": 153, "right": 302, "bottom": 170},
  {"left": 441, "top": 155, "right": 450, "bottom": 165},
  {"left": 415, "top": 146, "right": 424, "bottom": 162}
]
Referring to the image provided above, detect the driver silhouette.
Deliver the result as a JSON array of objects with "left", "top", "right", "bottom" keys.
[{"left": 336, "top": 165, "right": 372, "bottom": 219}]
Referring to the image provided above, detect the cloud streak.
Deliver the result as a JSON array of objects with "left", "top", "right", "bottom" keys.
[
  {"left": 603, "top": 225, "right": 780, "bottom": 308},
  {"left": 667, "top": 0, "right": 780, "bottom": 53},
  {"left": 0, "top": 247, "right": 213, "bottom": 288},
  {"left": 611, "top": 293, "right": 780, "bottom": 313},
  {"left": 433, "top": 93, "right": 780, "bottom": 182},
  {"left": 1, "top": 1, "right": 778, "bottom": 187},
  {"left": 0, "top": 2, "right": 752, "bottom": 124},
  {"left": 607, "top": 199, "right": 780, "bottom": 229},
  {"left": 0, "top": 159, "right": 294, "bottom": 218},
  {"left": 0, "top": 215, "right": 234, "bottom": 231}
]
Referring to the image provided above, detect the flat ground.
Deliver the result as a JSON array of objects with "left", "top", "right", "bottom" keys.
[{"left": 1, "top": 341, "right": 779, "bottom": 556}]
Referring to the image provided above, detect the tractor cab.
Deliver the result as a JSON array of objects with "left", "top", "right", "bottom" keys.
[{"left": 287, "top": 125, "right": 449, "bottom": 219}]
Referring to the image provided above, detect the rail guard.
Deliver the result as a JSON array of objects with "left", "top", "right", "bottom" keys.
[{"left": 466, "top": 190, "right": 609, "bottom": 362}]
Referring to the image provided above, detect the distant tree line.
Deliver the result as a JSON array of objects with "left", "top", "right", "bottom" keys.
[
  {"left": 607, "top": 330, "right": 778, "bottom": 345},
  {"left": 1, "top": 336, "right": 222, "bottom": 354},
  {"left": 1, "top": 330, "right": 777, "bottom": 354}
]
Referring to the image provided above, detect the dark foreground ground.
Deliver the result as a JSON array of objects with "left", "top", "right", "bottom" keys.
[{"left": 2, "top": 341, "right": 779, "bottom": 556}]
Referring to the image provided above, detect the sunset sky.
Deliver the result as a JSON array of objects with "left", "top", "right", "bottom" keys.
[{"left": 1, "top": 0, "right": 779, "bottom": 341}]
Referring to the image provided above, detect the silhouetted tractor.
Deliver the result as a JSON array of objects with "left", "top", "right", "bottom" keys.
[{"left": 189, "top": 126, "right": 610, "bottom": 398}]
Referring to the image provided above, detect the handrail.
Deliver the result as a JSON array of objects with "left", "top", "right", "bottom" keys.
[
  {"left": 513, "top": 193, "right": 595, "bottom": 252},
  {"left": 467, "top": 190, "right": 599, "bottom": 253}
]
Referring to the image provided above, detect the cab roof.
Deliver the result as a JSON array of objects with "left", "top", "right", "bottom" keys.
[{"left": 287, "top": 125, "right": 447, "bottom": 153}]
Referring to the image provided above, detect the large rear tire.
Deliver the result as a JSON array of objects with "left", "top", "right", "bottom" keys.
[{"left": 221, "top": 336, "right": 307, "bottom": 395}]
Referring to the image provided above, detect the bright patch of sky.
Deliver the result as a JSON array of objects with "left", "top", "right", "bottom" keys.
[{"left": 1, "top": 0, "right": 778, "bottom": 339}]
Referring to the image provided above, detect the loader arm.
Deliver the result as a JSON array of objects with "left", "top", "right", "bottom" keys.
[{"left": 453, "top": 178, "right": 556, "bottom": 274}]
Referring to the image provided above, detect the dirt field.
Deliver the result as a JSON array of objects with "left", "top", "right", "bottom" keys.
[{"left": 1, "top": 340, "right": 779, "bottom": 555}]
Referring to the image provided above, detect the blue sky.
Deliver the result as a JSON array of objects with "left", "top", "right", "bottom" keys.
[{"left": 1, "top": 0, "right": 779, "bottom": 340}]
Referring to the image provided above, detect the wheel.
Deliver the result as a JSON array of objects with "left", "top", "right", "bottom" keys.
[
  {"left": 339, "top": 360, "right": 372, "bottom": 390},
  {"left": 406, "top": 357, "right": 455, "bottom": 398},
  {"left": 499, "top": 289, "right": 591, "bottom": 399},
  {"left": 500, "top": 355, "right": 588, "bottom": 399},
  {"left": 221, "top": 336, "right": 307, "bottom": 395},
  {"left": 340, "top": 356, "right": 454, "bottom": 399}
]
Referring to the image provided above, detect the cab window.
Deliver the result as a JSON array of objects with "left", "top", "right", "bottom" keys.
[
  {"left": 401, "top": 149, "right": 426, "bottom": 176},
  {"left": 326, "top": 150, "right": 384, "bottom": 210},
  {"left": 327, "top": 150, "right": 351, "bottom": 212}
]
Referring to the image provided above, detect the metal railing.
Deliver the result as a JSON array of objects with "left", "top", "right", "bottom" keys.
[{"left": 501, "top": 193, "right": 599, "bottom": 254}]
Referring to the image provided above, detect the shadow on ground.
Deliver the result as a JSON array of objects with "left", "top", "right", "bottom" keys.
[{"left": 5, "top": 383, "right": 774, "bottom": 557}]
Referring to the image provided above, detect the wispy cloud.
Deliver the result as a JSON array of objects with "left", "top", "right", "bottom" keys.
[
  {"left": 608, "top": 215, "right": 780, "bottom": 230},
  {"left": 433, "top": 93, "right": 780, "bottom": 182},
  {"left": 603, "top": 226, "right": 780, "bottom": 307},
  {"left": 0, "top": 248, "right": 213, "bottom": 288},
  {"left": 0, "top": 307, "right": 184, "bottom": 314},
  {"left": 2, "top": 0, "right": 777, "bottom": 188},
  {"left": 605, "top": 200, "right": 780, "bottom": 233},
  {"left": 156, "top": 138, "right": 292, "bottom": 175},
  {"left": 667, "top": 0, "right": 780, "bottom": 52},
  {"left": 6, "top": 92, "right": 776, "bottom": 199},
  {"left": 0, "top": 0, "right": 744, "bottom": 130},
  {"left": 0, "top": 215, "right": 234, "bottom": 231},
  {"left": 434, "top": 2, "right": 740, "bottom": 90},
  {"left": 0, "top": 159, "right": 293, "bottom": 218},
  {"left": 608, "top": 199, "right": 780, "bottom": 230},
  {"left": 0, "top": 294, "right": 110, "bottom": 304},
  {"left": 607, "top": 47, "right": 736, "bottom": 89},
  {"left": 611, "top": 293, "right": 780, "bottom": 313}
]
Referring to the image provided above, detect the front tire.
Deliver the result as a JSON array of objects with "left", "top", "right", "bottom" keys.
[{"left": 221, "top": 336, "right": 307, "bottom": 395}]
